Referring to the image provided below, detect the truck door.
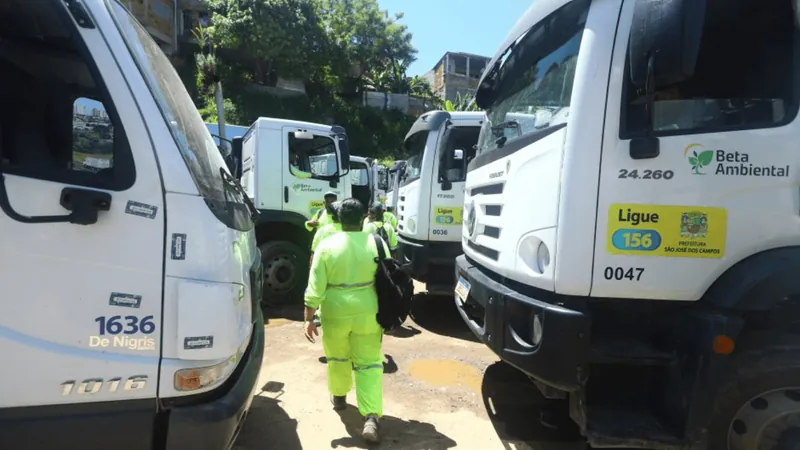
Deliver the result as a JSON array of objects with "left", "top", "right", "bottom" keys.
[
  {"left": 0, "top": 1, "right": 163, "bottom": 447},
  {"left": 594, "top": 0, "right": 800, "bottom": 300},
  {"left": 282, "top": 127, "right": 343, "bottom": 218},
  {"left": 429, "top": 123, "right": 481, "bottom": 242}
]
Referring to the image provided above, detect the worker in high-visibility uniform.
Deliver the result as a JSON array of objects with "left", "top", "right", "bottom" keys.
[
  {"left": 363, "top": 202, "right": 398, "bottom": 258},
  {"left": 289, "top": 153, "right": 312, "bottom": 179},
  {"left": 311, "top": 201, "right": 343, "bottom": 257},
  {"left": 308, "top": 201, "right": 342, "bottom": 337},
  {"left": 303, "top": 198, "right": 391, "bottom": 444},
  {"left": 305, "top": 191, "right": 337, "bottom": 231},
  {"left": 362, "top": 202, "right": 398, "bottom": 231}
]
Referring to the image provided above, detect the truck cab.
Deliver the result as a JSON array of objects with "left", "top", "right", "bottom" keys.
[
  {"left": 456, "top": 0, "right": 800, "bottom": 449},
  {"left": 349, "top": 155, "right": 387, "bottom": 209},
  {"left": 239, "top": 117, "right": 351, "bottom": 304},
  {"left": 396, "top": 111, "right": 483, "bottom": 294},
  {"left": 0, "top": 1, "right": 263, "bottom": 448}
]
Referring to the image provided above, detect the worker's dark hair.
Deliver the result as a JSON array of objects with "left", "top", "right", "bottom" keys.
[
  {"left": 339, "top": 198, "right": 365, "bottom": 229},
  {"left": 326, "top": 201, "right": 340, "bottom": 223}
]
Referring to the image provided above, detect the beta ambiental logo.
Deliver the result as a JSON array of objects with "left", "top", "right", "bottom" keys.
[
  {"left": 684, "top": 143, "right": 789, "bottom": 178},
  {"left": 685, "top": 144, "right": 714, "bottom": 175}
]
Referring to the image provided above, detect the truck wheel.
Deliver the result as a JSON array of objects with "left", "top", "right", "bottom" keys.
[
  {"left": 260, "top": 240, "right": 308, "bottom": 307},
  {"left": 708, "top": 342, "right": 800, "bottom": 450}
]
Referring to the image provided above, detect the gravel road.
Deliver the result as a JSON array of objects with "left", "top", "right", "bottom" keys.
[{"left": 234, "top": 284, "right": 590, "bottom": 450}]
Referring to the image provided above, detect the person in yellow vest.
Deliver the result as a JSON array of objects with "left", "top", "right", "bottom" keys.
[
  {"left": 289, "top": 152, "right": 312, "bottom": 179},
  {"left": 363, "top": 202, "right": 398, "bottom": 259},
  {"left": 305, "top": 191, "right": 337, "bottom": 231},
  {"left": 308, "top": 201, "right": 343, "bottom": 337},
  {"left": 311, "top": 201, "right": 343, "bottom": 258},
  {"left": 362, "top": 202, "right": 398, "bottom": 231},
  {"left": 304, "top": 198, "right": 391, "bottom": 444}
]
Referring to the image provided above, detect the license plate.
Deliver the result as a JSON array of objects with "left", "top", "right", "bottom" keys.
[{"left": 455, "top": 276, "right": 471, "bottom": 305}]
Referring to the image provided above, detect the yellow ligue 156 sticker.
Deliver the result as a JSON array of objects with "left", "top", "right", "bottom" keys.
[
  {"left": 607, "top": 203, "right": 727, "bottom": 258},
  {"left": 309, "top": 200, "right": 325, "bottom": 217},
  {"left": 433, "top": 206, "right": 462, "bottom": 226}
]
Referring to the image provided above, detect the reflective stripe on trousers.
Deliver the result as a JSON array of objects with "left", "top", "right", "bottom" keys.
[{"left": 322, "top": 315, "right": 383, "bottom": 418}]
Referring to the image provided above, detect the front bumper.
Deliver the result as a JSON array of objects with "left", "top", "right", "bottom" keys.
[
  {"left": 165, "top": 309, "right": 265, "bottom": 450},
  {"left": 455, "top": 255, "right": 590, "bottom": 391},
  {"left": 397, "top": 235, "right": 462, "bottom": 286}
]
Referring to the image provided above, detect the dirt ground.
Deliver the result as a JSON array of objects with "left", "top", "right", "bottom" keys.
[{"left": 233, "top": 283, "right": 590, "bottom": 450}]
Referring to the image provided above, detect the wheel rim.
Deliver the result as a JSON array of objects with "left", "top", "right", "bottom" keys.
[
  {"left": 263, "top": 255, "right": 296, "bottom": 294},
  {"left": 728, "top": 388, "right": 800, "bottom": 450}
]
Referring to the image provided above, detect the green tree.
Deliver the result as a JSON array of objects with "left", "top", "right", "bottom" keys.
[
  {"left": 444, "top": 92, "right": 481, "bottom": 112},
  {"left": 204, "top": 0, "right": 328, "bottom": 84}
]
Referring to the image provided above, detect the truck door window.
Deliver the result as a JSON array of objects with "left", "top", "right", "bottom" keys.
[
  {"left": 475, "top": 1, "right": 589, "bottom": 160},
  {"left": 0, "top": 2, "right": 134, "bottom": 191},
  {"left": 621, "top": 0, "right": 799, "bottom": 137},
  {"left": 288, "top": 133, "right": 338, "bottom": 180},
  {"left": 443, "top": 126, "right": 481, "bottom": 182},
  {"left": 349, "top": 163, "right": 369, "bottom": 186}
]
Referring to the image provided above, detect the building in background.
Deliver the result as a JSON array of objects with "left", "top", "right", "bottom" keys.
[
  {"left": 121, "top": 0, "right": 207, "bottom": 56},
  {"left": 424, "top": 52, "right": 490, "bottom": 103}
]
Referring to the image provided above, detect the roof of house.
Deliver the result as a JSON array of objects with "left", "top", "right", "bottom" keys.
[{"left": 429, "top": 51, "right": 491, "bottom": 72}]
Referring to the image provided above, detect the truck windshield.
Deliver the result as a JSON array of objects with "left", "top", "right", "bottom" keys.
[
  {"left": 108, "top": 2, "right": 232, "bottom": 204},
  {"left": 476, "top": 2, "right": 588, "bottom": 157},
  {"left": 403, "top": 131, "right": 428, "bottom": 184}
]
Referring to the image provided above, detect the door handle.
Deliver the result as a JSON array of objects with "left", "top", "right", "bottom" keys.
[{"left": 284, "top": 186, "right": 289, "bottom": 203}]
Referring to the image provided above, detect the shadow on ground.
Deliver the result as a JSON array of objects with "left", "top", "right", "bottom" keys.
[
  {"left": 233, "top": 394, "right": 301, "bottom": 450},
  {"left": 332, "top": 405, "right": 457, "bottom": 449},
  {"left": 408, "top": 293, "right": 479, "bottom": 343},
  {"left": 481, "top": 362, "right": 587, "bottom": 450},
  {"left": 262, "top": 304, "right": 303, "bottom": 325}
]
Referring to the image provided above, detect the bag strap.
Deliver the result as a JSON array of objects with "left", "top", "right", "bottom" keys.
[{"left": 372, "top": 233, "right": 386, "bottom": 262}]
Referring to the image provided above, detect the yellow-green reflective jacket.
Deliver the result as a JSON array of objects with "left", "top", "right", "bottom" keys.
[{"left": 304, "top": 232, "right": 391, "bottom": 318}]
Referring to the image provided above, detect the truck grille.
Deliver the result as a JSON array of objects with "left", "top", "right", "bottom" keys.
[{"left": 466, "top": 182, "right": 504, "bottom": 261}]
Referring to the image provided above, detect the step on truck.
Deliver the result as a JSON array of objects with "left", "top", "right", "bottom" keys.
[
  {"left": 235, "top": 118, "right": 351, "bottom": 305},
  {"left": 0, "top": 1, "right": 263, "bottom": 449},
  {"left": 455, "top": 0, "right": 800, "bottom": 448},
  {"left": 396, "top": 111, "right": 483, "bottom": 294}
]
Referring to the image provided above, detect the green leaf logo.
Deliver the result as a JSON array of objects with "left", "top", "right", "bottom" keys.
[{"left": 688, "top": 149, "right": 714, "bottom": 175}]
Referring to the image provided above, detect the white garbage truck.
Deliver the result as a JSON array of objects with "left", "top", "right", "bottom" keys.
[
  {"left": 235, "top": 118, "right": 351, "bottom": 305},
  {"left": 455, "top": 0, "right": 800, "bottom": 449},
  {"left": 395, "top": 111, "right": 483, "bottom": 294},
  {"left": 0, "top": 1, "right": 263, "bottom": 448}
]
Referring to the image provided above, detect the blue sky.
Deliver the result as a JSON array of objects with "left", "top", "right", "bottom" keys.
[{"left": 377, "top": 1, "right": 532, "bottom": 76}]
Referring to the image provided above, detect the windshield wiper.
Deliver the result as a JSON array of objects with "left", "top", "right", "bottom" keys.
[{"left": 220, "top": 167, "right": 260, "bottom": 222}]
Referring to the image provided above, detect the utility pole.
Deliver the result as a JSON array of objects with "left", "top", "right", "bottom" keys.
[{"left": 201, "top": 16, "right": 229, "bottom": 155}]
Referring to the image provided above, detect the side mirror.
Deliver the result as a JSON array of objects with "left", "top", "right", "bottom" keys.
[
  {"left": 293, "top": 130, "right": 314, "bottom": 140},
  {"left": 337, "top": 135, "right": 350, "bottom": 177},
  {"left": 628, "top": 0, "right": 705, "bottom": 160},
  {"left": 629, "top": 0, "right": 706, "bottom": 89},
  {"left": 228, "top": 137, "right": 243, "bottom": 179},
  {"left": 438, "top": 126, "right": 455, "bottom": 190}
]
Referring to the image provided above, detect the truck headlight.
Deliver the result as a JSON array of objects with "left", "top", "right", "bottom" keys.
[
  {"left": 532, "top": 314, "right": 543, "bottom": 346},
  {"left": 174, "top": 329, "right": 251, "bottom": 392},
  {"left": 536, "top": 242, "right": 550, "bottom": 273}
]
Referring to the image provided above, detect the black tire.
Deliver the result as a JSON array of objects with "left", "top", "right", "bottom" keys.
[
  {"left": 708, "top": 334, "right": 800, "bottom": 450},
  {"left": 259, "top": 240, "right": 308, "bottom": 307}
]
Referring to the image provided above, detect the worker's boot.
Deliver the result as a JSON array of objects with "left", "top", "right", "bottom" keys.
[
  {"left": 331, "top": 395, "right": 347, "bottom": 411},
  {"left": 362, "top": 414, "right": 380, "bottom": 443}
]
